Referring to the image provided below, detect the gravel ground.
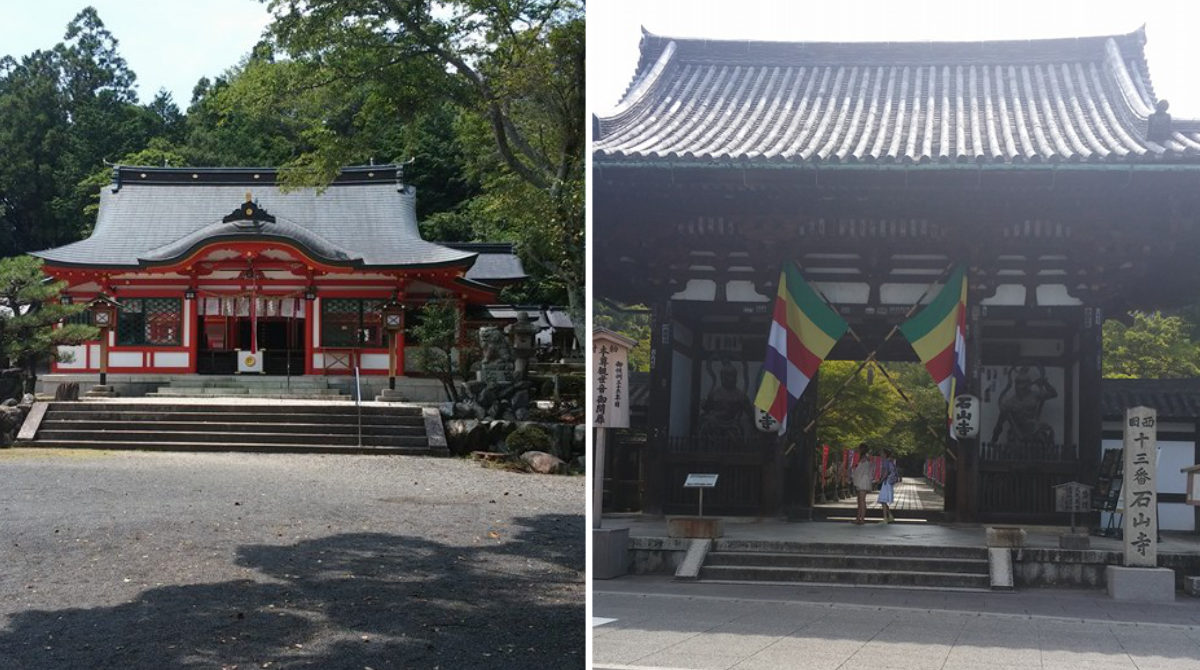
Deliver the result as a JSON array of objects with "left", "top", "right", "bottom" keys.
[{"left": 0, "top": 448, "right": 585, "bottom": 669}]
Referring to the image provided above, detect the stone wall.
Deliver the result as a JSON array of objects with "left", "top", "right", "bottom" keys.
[
  {"left": 626, "top": 536, "right": 691, "bottom": 575},
  {"left": 1014, "top": 548, "right": 1200, "bottom": 590},
  {"left": 443, "top": 418, "right": 584, "bottom": 463}
]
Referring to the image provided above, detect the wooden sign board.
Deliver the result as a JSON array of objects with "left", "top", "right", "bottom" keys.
[{"left": 592, "top": 327, "right": 637, "bottom": 429}]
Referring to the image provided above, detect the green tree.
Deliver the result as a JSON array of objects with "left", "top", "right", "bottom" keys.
[
  {"left": 262, "top": 0, "right": 584, "bottom": 315},
  {"left": 412, "top": 301, "right": 462, "bottom": 402},
  {"left": 812, "top": 360, "right": 947, "bottom": 459},
  {"left": 815, "top": 360, "right": 898, "bottom": 453},
  {"left": 0, "top": 256, "right": 96, "bottom": 390},
  {"left": 1103, "top": 310, "right": 1200, "bottom": 378},
  {"left": 0, "top": 49, "right": 72, "bottom": 255},
  {"left": 0, "top": 8, "right": 186, "bottom": 256},
  {"left": 593, "top": 300, "right": 650, "bottom": 372}
]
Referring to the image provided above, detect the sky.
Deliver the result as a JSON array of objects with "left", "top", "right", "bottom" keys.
[
  {"left": 588, "top": 0, "right": 1200, "bottom": 118},
  {"left": 0, "top": 0, "right": 273, "bottom": 106}
]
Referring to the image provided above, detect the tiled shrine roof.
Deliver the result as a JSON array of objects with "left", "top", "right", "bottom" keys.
[
  {"left": 595, "top": 27, "right": 1200, "bottom": 166},
  {"left": 33, "top": 165, "right": 523, "bottom": 281}
]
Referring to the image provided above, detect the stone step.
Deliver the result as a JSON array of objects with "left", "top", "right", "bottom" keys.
[
  {"left": 150, "top": 387, "right": 347, "bottom": 395},
  {"left": 162, "top": 383, "right": 339, "bottom": 391},
  {"left": 42, "top": 410, "right": 424, "bottom": 425},
  {"left": 23, "top": 439, "right": 440, "bottom": 456},
  {"left": 40, "top": 419, "right": 427, "bottom": 436},
  {"left": 699, "top": 564, "right": 991, "bottom": 590},
  {"left": 712, "top": 540, "right": 988, "bottom": 561},
  {"left": 43, "top": 402, "right": 423, "bottom": 417},
  {"left": 22, "top": 401, "right": 441, "bottom": 457},
  {"left": 34, "top": 429, "right": 429, "bottom": 448},
  {"left": 147, "top": 392, "right": 351, "bottom": 400},
  {"left": 705, "top": 551, "right": 989, "bottom": 574}
]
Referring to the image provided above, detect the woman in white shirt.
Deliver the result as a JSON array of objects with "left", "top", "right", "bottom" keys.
[{"left": 850, "top": 443, "right": 873, "bottom": 525}]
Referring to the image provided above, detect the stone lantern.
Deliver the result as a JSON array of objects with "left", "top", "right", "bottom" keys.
[{"left": 507, "top": 311, "right": 537, "bottom": 379}]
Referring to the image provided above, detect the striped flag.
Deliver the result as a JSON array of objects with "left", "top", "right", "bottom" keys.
[
  {"left": 754, "top": 263, "right": 848, "bottom": 430},
  {"left": 898, "top": 266, "right": 968, "bottom": 434}
]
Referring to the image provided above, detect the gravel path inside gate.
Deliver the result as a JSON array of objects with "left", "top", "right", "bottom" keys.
[{"left": 0, "top": 448, "right": 585, "bottom": 669}]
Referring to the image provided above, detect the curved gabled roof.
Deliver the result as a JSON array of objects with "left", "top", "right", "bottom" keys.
[
  {"left": 32, "top": 165, "right": 479, "bottom": 271},
  {"left": 138, "top": 219, "right": 359, "bottom": 266},
  {"left": 594, "top": 27, "right": 1200, "bottom": 165}
]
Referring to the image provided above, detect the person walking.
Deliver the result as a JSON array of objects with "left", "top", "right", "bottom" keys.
[
  {"left": 877, "top": 449, "right": 899, "bottom": 523},
  {"left": 850, "top": 443, "right": 873, "bottom": 525}
]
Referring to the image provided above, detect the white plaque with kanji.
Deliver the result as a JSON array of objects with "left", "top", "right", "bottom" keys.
[
  {"left": 1123, "top": 406, "right": 1158, "bottom": 567},
  {"left": 592, "top": 328, "right": 637, "bottom": 429}
]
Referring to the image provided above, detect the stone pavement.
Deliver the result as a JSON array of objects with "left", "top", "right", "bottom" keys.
[
  {"left": 593, "top": 576, "right": 1200, "bottom": 669},
  {"left": 816, "top": 479, "right": 946, "bottom": 515}
]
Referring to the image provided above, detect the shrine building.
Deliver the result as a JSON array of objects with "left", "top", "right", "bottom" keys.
[
  {"left": 594, "top": 28, "right": 1200, "bottom": 524},
  {"left": 35, "top": 164, "right": 525, "bottom": 392}
]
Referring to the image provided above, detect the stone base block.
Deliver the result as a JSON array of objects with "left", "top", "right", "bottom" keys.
[
  {"left": 1106, "top": 565, "right": 1175, "bottom": 601},
  {"left": 85, "top": 385, "right": 118, "bottom": 398},
  {"left": 674, "top": 538, "right": 712, "bottom": 581},
  {"left": 592, "top": 527, "right": 630, "bottom": 580},
  {"left": 1185, "top": 576, "right": 1200, "bottom": 597},
  {"left": 986, "top": 526, "right": 1026, "bottom": 548},
  {"left": 667, "top": 517, "right": 725, "bottom": 539},
  {"left": 988, "top": 548, "right": 1014, "bottom": 590},
  {"left": 1059, "top": 533, "right": 1091, "bottom": 550},
  {"left": 375, "top": 388, "right": 408, "bottom": 402}
]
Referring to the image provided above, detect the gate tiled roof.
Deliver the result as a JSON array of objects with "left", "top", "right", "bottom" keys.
[
  {"left": 1102, "top": 378, "right": 1200, "bottom": 421},
  {"left": 595, "top": 28, "right": 1200, "bottom": 165}
]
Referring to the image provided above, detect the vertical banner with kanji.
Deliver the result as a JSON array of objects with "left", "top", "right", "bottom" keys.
[{"left": 1123, "top": 406, "right": 1157, "bottom": 567}]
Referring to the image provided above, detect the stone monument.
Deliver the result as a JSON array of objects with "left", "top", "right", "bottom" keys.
[{"left": 1107, "top": 406, "right": 1175, "bottom": 601}]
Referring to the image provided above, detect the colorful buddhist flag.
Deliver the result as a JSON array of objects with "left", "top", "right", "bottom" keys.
[
  {"left": 899, "top": 266, "right": 967, "bottom": 433},
  {"left": 754, "top": 263, "right": 848, "bottom": 430}
]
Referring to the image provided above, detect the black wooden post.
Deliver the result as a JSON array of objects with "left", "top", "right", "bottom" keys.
[
  {"left": 645, "top": 298, "right": 674, "bottom": 516},
  {"left": 961, "top": 298, "right": 984, "bottom": 522},
  {"left": 1078, "top": 306, "right": 1103, "bottom": 484}
]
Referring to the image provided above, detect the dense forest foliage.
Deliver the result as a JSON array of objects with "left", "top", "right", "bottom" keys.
[{"left": 0, "top": 1, "right": 582, "bottom": 312}]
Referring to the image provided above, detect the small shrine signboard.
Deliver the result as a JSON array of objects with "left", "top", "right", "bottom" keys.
[
  {"left": 1122, "top": 406, "right": 1158, "bottom": 567},
  {"left": 592, "top": 328, "right": 636, "bottom": 429}
]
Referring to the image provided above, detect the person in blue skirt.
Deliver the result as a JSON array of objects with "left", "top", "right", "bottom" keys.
[{"left": 877, "top": 449, "right": 899, "bottom": 523}]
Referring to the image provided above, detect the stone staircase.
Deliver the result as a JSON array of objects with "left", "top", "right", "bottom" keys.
[
  {"left": 147, "top": 376, "right": 350, "bottom": 400},
  {"left": 699, "top": 540, "right": 991, "bottom": 590},
  {"left": 16, "top": 401, "right": 445, "bottom": 455}
]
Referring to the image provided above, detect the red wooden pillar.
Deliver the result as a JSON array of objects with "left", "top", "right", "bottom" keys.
[
  {"left": 186, "top": 292, "right": 198, "bottom": 373},
  {"left": 395, "top": 311, "right": 406, "bottom": 376},
  {"left": 304, "top": 293, "right": 316, "bottom": 375}
]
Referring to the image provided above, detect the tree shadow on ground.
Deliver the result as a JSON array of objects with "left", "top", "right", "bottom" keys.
[{"left": 0, "top": 514, "right": 584, "bottom": 669}]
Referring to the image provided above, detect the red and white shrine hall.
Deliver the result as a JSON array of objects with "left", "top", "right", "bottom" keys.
[{"left": 35, "top": 164, "right": 525, "bottom": 377}]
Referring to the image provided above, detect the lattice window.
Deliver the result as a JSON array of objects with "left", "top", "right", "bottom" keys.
[
  {"left": 144, "top": 298, "right": 182, "bottom": 345},
  {"left": 321, "top": 298, "right": 360, "bottom": 347},
  {"left": 117, "top": 298, "right": 181, "bottom": 346},
  {"left": 321, "top": 298, "right": 387, "bottom": 347},
  {"left": 361, "top": 299, "right": 384, "bottom": 347}
]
